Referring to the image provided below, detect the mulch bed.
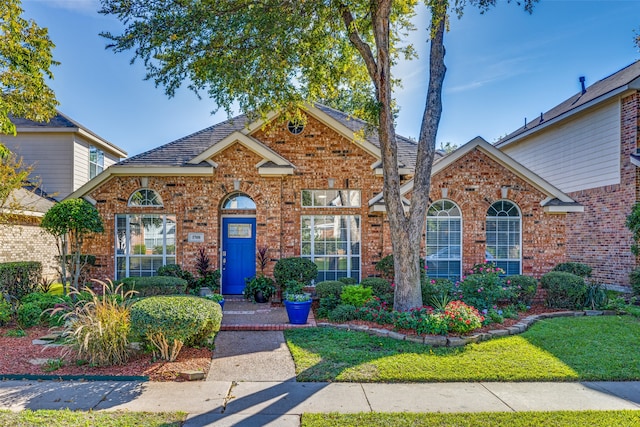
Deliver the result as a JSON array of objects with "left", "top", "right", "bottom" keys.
[{"left": 0, "top": 325, "right": 212, "bottom": 381}]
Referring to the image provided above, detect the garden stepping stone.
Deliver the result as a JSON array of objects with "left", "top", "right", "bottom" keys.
[
  {"left": 28, "top": 358, "right": 50, "bottom": 366},
  {"left": 38, "top": 332, "right": 62, "bottom": 341}
]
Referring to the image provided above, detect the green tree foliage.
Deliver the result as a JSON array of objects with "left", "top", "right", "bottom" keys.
[
  {"left": 41, "top": 199, "right": 104, "bottom": 290},
  {"left": 99, "top": 0, "right": 536, "bottom": 311},
  {"left": 0, "top": 0, "right": 58, "bottom": 137},
  {"left": 0, "top": 146, "right": 32, "bottom": 223}
]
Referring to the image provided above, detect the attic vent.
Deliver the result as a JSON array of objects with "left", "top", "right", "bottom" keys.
[{"left": 287, "top": 120, "right": 304, "bottom": 135}]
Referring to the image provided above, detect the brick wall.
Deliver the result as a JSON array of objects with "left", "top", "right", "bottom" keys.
[
  {"left": 0, "top": 219, "right": 59, "bottom": 279},
  {"left": 564, "top": 93, "right": 639, "bottom": 287},
  {"left": 83, "top": 116, "right": 569, "bottom": 282}
]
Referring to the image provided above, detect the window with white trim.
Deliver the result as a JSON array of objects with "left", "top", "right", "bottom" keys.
[
  {"left": 89, "top": 146, "right": 104, "bottom": 179},
  {"left": 128, "top": 189, "right": 163, "bottom": 207},
  {"left": 301, "top": 215, "right": 360, "bottom": 282},
  {"left": 222, "top": 193, "right": 256, "bottom": 210},
  {"left": 115, "top": 214, "right": 176, "bottom": 279},
  {"left": 426, "top": 200, "right": 462, "bottom": 280},
  {"left": 486, "top": 200, "right": 521, "bottom": 275},
  {"left": 301, "top": 189, "right": 361, "bottom": 207}
]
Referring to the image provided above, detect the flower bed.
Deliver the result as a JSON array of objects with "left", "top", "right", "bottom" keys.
[{"left": 0, "top": 325, "right": 212, "bottom": 381}]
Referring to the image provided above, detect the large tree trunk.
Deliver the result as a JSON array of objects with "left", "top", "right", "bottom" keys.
[{"left": 340, "top": 0, "right": 448, "bottom": 311}]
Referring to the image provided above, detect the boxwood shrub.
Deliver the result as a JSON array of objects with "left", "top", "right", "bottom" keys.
[
  {"left": 130, "top": 295, "right": 222, "bottom": 361},
  {"left": 551, "top": 262, "right": 592, "bottom": 278},
  {"left": 315, "top": 280, "right": 345, "bottom": 299},
  {"left": 340, "top": 285, "right": 373, "bottom": 308},
  {"left": 505, "top": 274, "right": 538, "bottom": 305},
  {"left": 540, "top": 271, "right": 587, "bottom": 309},
  {"left": 117, "top": 276, "right": 187, "bottom": 297},
  {"left": 273, "top": 257, "right": 317, "bottom": 286},
  {"left": 360, "top": 277, "right": 394, "bottom": 304},
  {"left": 0, "top": 261, "right": 42, "bottom": 300},
  {"left": 19, "top": 292, "right": 71, "bottom": 326},
  {"left": 630, "top": 268, "right": 640, "bottom": 296}
]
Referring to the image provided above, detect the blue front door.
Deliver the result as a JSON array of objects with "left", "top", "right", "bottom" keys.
[{"left": 222, "top": 217, "right": 256, "bottom": 294}]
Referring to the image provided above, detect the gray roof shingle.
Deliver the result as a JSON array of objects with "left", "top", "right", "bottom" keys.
[
  {"left": 117, "top": 104, "right": 429, "bottom": 171},
  {"left": 497, "top": 60, "right": 640, "bottom": 146}
]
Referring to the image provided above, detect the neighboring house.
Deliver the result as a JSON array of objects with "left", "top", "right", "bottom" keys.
[
  {"left": 0, "top": 112, "right": 127, "bottom": 279},
  {"left": 2, "top": 111, "right": 127, "bottom": 200},
  {"left": 69, "top": 104, "right": 581, "bottom": 294},
  {"left": 496, "top": 61, "right": 640, "bottom": 288},
  {"left": 0, "top": 185, "right": 58, "bottom": 278}
]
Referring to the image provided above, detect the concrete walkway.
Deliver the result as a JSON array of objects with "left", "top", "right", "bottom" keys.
[{"left": 0, "top": 380, "right": 639, "bottom": 426}]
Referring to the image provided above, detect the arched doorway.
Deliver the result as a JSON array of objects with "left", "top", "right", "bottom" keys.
[{"left": 220, "top": 193, "right": 256, "bottom": 294}]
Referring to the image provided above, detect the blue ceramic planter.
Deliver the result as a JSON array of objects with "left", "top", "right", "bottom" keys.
[
  {"left": 218, "top": 299, "right": 225, "bottom": 310},
  {"left": 284, "top": 299, "right": 312, "bottom": 324}
]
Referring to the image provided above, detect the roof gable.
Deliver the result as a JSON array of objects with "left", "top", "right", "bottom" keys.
[{"left": 369, "top": 137, "right": 582, "bottom": 213}]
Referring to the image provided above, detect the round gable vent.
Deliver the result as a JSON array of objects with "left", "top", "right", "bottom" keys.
[{"left": 287, "top": 120, "right": 304, "bottom": 135}]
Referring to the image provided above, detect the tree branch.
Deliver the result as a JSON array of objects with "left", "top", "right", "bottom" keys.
[{"left": 336, "top": 2, "right": 378, "bottom": 88}]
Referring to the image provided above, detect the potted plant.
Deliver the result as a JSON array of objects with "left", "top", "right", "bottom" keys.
[
  {"left": 283, "top": 279, "right": 312, "bottom": 324},
  {"left": 204, "top": 293, "right": 225, "bottom": 310},
  {"left": 243, "top": 276, "right": 276, "bottom": 303}
]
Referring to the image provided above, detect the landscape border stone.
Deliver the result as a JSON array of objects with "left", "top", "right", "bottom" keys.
[{"left": 318, "top": 309, "right": 619, "bottom": 348}]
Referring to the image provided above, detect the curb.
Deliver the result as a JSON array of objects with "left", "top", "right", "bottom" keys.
[
  {"left": 317, "top": 309, "right": 620, "bottom": 348},
  {"left": 0, "top": 374, "right": 148, "bottom": 382}
]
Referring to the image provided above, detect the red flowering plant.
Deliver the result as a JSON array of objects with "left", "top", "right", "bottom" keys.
[
  {"left": 457, "top": 263, "right": 513, "bottom": 310},
  {"left": 443, "top": 300, "right": 484, "bottom": 334}
]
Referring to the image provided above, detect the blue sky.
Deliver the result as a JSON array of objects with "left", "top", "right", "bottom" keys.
[{"left": 21, "top": 0, "right": 640, "bottom": 157}]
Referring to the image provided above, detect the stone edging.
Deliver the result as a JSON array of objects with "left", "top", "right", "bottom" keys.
[{"left": 317, "top": 309, "right": 619, "bottom": 348}]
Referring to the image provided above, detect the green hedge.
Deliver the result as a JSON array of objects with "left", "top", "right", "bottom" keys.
[
  {"left": 116, "top": 276, "right": 187, "bottom": 297},
  {"left": 273, "top": 257, "right": 317, "bottom": 286},
  {"left": 0, "top": 261, "right": 42, "bottom": 300},
  {"left": 315, "top": 280, "right": 345, "bottom": 299},
  {"left": 18, "top": 292, "right": 72, "bottom": 327},
  {"left": 506, "top": 275, "right": 538, "bottom": 305},
  {"left": 552, "top": 262, "right": 592, "bottom": 278},
  {"left": 131, "top": 295, "right": 222, "bottom": 349},
  {"left": 540, "top": 271, "right": 587, "bottom": 309},
  {"left": 360, "top": 277, "right": 394, "bottom": 304}
]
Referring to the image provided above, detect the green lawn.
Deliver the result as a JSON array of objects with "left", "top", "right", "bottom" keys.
[
  {"left": 285, "top": 315, "right": 640, "bottom": 382},
  {"left": 0, "top": 409, "right": 186, "bottom": 426},
  {"left": 302, "top": 411, "right": 640, "bottom": 427}
]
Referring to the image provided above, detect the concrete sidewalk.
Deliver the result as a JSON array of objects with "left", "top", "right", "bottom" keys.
[{"left": 0, "top": 380, "right": 639, "bottom": 426}]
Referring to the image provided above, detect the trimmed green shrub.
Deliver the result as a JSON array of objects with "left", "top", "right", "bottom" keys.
[
  {"left": 315, "top": 280, "right": 345, "bottom": 299},
  {"left": 360, "top": 277, "right": 394, "bottom": 304},
  {"left": 243, "top": 276, "right": 276, "bottom": 302},
  {"left": 117, "top": 276, "right": 187, "bottom": 297},
  {"left": 338, "top": 277, "right": 357, "bottom": 285},
  {"left": 17, "top": 302, "right": 42, "bottom": 327},
  {"left": 273, "top": 257, "right": 317, "bottom": 286},
  {"left": 340, "top": 285, "right": 373, "bottom": 308},
  {"left": 629, "top": 268, "right": 640, "bottom": 296},
  {"left": 131, "top": 295, "right": 222, "bottom": 361},
  {"left": 552, "top": 262, "right": 592, "bottom": 278},
  {"left": 505, "top": 275, "right": 538, "bottom": 305},
  {"left": 0, "top": 261, "right": 42, "bottom": 300},
  {"left": 540, "top": 271, "right": 587, "bottom": 309},
  {"left": 316, "top": 295, "right": 341, "bottom": 318},
  {"left": 328, "top": 304, "right": 357, "bottom": 322},
  {"left": 157, "top": 264, "right": 196, "bottom": 289},
  {"left": 20, "top": 292, "right": 72, "bottom": 326},
  {"left": 0, "top": 297, "right": 10, "bottom": 325}
]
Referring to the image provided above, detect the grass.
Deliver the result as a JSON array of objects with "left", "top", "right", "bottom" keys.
[
  {"left": 285, "top": 315, "right": 640, "bottom": 382},
  {"left": 301, "top": 411, "right": 640, "bottom": 426},
  {"left": 0, "top": 409, "right": 186, "bottom": 426}
]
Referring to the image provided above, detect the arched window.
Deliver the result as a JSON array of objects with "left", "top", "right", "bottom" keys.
[
  {"left": 128, "top": 189, "right": 163, "bottom": 207},
  {"left": 486, "top": 200, "right": 521, "bottom": 275},
  {"left": 222, "top": 193, "right": 256, "bottom": 210},
  {"left": 426, "top": 200, "right": 462, "bottom": 280}
]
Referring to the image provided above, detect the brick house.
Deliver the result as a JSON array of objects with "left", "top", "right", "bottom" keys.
[
  {"left": 69, "top": 105, "right": 581, "bottom": 293},
  {"left": 496, "top": 61, "right": 640, "bottom": 287}
]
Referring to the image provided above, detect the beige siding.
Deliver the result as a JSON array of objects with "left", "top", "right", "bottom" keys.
[
  {"left": 73, "top": 137, "right": 122, "bottom": 192},
  {"left": 502, "top": 100, "right": 621, "bottom": 193},
  {"left": 2, "top": 133, "right": 74, "bottom": 200}
]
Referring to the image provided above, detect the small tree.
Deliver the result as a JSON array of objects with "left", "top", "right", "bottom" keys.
[{"left": 41, "top": 199, "right": 104, "bottom": 291}]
